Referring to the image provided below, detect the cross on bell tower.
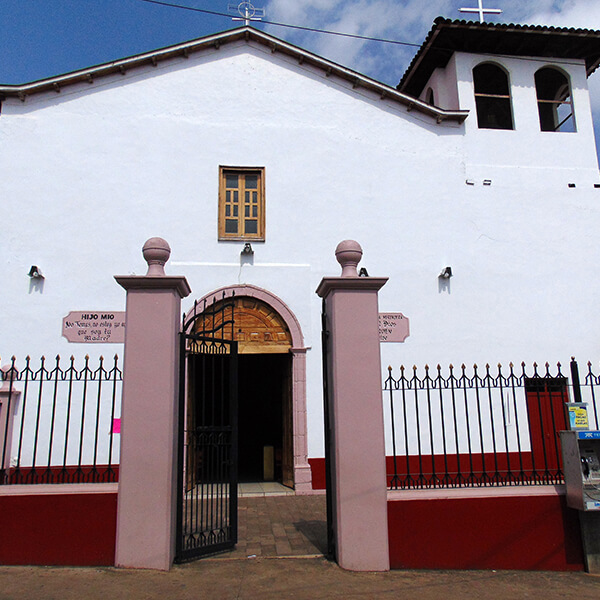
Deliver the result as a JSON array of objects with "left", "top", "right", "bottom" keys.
[{"left": 459, "top": 0, "right": 502, "bottom": 23}]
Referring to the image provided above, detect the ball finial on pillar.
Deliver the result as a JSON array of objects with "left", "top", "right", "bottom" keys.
[
  {"left": 335, "top": 240, "right": 363, "bottom": 277},
  {"left": 142, "top": 237, "right": 171, "bottom": 276}
]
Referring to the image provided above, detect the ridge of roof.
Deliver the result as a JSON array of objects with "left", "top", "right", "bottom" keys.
[
  {"left": 0, "top": 25, "right": 467, "bottom": 125},
  {"left": 398, "top": 17, "right": 600, "bottom": 98},
  {"left": 434, "top": 15, "right": 600, "bottom": 36}
]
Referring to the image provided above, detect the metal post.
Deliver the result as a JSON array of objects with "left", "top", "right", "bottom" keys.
[{"left": 570, "top": 357, "right": 583, "bottom": 404}]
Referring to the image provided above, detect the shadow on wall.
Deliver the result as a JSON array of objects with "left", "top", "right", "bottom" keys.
[
  {"left": 438, "top": 277, "right": 451, "bottom": 294},
  {"left": 28, "top": 278, "right": 44, "bottom": 294},
  {"left": 438, "top": 266, "right": 452, "bottom": 294}
]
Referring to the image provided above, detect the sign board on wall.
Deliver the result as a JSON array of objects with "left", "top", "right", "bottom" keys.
[
  {"left": 567, "top": 404, "right": 589, "bottom": 430},
  {"left": 379, "top": 313, "right": 409, "bottom": 343},
  {"left": 62, "top": 311, "right": 126, "bottom": 343}
]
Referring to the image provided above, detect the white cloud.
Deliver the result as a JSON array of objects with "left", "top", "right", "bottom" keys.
[
  {"left": 265, "top": 0, "right": 340, "bottom": 23},
  {"left": 263, "top": 1, "right": 600, "bottom": 79},
  {"left": 523, "top": 0, "right": 600, "bottom": 28},
  {"left": 262, "top": 1, "right": 600, "bottom": 84},
  {"left": 264, "top": 0, "right": 454, "bottom": 84}
]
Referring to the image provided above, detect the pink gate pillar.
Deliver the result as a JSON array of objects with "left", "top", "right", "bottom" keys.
[
  {"left": 316, "top": 240, "right": 390, "bottom": 572},
  {"left": 114, "top": 238, "right": 191, "bottom": 570}
]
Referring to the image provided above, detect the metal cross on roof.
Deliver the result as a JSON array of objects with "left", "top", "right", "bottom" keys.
[
  {"left": 459, "top": 0, "right": 502, "bottom": 23},
  {"left": 228, "top": 1, "right": 265, "bottom": 26}
]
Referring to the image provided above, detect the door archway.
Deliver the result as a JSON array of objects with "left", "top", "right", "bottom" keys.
[{"left": 185, "top": 285, "right": 311, "bottom": 491}]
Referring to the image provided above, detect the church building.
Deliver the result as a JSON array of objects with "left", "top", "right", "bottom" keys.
[{"left": 2, "top": 17, "right": 600, "bottom": 493}]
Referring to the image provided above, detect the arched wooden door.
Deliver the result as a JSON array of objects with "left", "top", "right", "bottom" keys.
[{"left": 193, "top": 296, "right": 294, "bottom": 488}]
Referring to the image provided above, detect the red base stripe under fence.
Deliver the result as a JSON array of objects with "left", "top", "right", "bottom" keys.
[
  {"left": 3, "top": 465, "right": 119, "bottom": 485},
  {"left": 385, "top": 452, "right": 563, "bottom": 488}
]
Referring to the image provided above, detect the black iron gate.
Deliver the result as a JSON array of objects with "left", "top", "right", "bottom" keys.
[
  {"left": 175, "top": 294, "right": 238, "bottom": 562},
  {"left": 321, "top": 298, "right": 335, "bottom": 560}
]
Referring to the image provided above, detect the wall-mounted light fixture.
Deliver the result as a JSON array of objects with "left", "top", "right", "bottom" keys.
[
  {"left": 241, "top": 243, "right": 254, "bottom": 256},
  {"left": 28, "top": 265, "right": 44, "bottom": 279},
  {"left": 439, "top": 267, "right": 452, "bottom": 279}
]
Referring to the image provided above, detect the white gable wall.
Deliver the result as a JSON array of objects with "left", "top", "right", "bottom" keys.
[{"left": 2, "top": 41, "right": 600, "bottom": 460}]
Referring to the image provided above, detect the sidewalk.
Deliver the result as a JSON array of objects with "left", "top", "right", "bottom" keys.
[{"left": 1, "top": 559, "right": 599, "bottom": 600}]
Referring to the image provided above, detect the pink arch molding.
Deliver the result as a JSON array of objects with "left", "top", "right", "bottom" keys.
[{"left": 189, "top": 284, "right": 312, "bottom": 493}]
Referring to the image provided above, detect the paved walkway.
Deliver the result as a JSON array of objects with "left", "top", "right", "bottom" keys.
[{"left": 222, "top": 493, "right": 328, "bottom": 559}]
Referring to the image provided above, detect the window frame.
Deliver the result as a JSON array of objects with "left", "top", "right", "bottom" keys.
[
  {"left": 535, "top": 66, "right": 576, "bottom": 133},
  {"left": 473, "top": 62, "right": 514, "bottom": 130},
  {"left": 218, "top": 166, "right": 266, "bottom": 242}
]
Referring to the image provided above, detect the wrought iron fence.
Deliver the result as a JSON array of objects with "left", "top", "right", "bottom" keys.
[
  {"left": 0, "top": 355, "right": 122, "bottom": 485},
  {"left": 384, "top": 359, "right": 600, "bottom": 490}
]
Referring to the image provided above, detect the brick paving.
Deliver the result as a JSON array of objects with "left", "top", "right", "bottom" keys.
[{"left": 216, "top": 493, "right": 327, "bottom": 559}]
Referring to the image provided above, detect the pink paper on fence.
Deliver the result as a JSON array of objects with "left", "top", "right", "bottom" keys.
[{"left": 112, "top": 418, "right": 121, "bottom": 434}]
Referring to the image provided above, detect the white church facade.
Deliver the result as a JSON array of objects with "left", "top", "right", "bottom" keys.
[{"left": 2, "top": 17, "right": 600, "bottom": 492}]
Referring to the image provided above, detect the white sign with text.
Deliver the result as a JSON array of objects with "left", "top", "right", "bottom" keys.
[{"left": 62, "top": 311, "right": 126, "bottom": 343}]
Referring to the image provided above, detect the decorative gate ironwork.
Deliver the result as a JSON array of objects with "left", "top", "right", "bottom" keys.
[{"left": 175, "top": 294, "right": 238, "bottom": 562}]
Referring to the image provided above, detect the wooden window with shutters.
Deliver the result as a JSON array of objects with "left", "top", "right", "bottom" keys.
[{"left": 219, "top": 166, "right": 265, "bottom": 241}]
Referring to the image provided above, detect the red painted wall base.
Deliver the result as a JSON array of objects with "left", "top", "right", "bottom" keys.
[
  {"left": 308, "top": 458, "right": 326, "bottom": 489},
  {"left": 388, "top": 493, "right": 584, "bottom": 571},
  {"left": 0, "top": 492, "right": 117, "bottom": 566}
]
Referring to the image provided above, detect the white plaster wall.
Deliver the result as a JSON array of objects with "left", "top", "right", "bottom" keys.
[
  {"left": 2, "top": 41, "right": 600, "bottom": 461},
  {"left": 419, "top": 54, "right": 460, "bottom": 110}
]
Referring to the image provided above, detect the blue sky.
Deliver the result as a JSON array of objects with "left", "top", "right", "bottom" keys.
[
  {"left": 2, "top": 1, "right": 600, "bottom": 152},
  {"left": 1, "top": 1, "right": 598, "bottom": 85}
]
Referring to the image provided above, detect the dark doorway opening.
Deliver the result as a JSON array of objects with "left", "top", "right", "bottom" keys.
[{"left": 238, "top": 354, "right": 292, "bottom": 484}]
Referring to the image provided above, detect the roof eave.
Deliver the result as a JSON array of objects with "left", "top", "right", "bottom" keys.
[
  {"left": 0, "top": 26, "right": 467, "bottom": 125},
  {"left": 399, "top": 17, "right": 600, "bottom": 97}
]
